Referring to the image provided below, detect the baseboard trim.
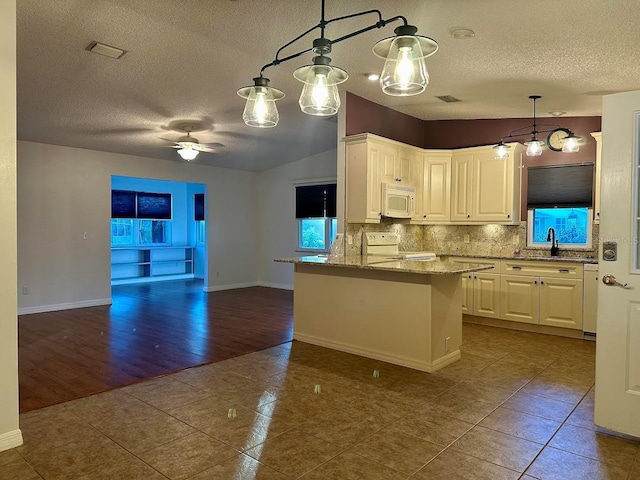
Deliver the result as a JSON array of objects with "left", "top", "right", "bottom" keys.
[
  {"left": 0, "top": 429, "right": 23, "bottom": 452},
  {"left": 257, "top": 282, "right": 294, "bottom": 290},
  {"left": 463, "top": 315, "right": 585, "bottom": 339},
  {"left": 293, "top": 332, "right": 458, "bottom": 373},
  {"left": 204, "top": 282, "right": 259, "bottom": 292},
  {"left": 18, "top": 298, "right": 113, "bottom": 316}
]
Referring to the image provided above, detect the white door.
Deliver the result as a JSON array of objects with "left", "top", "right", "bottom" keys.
[{"left": 595, "top": 90, "right": 640, "bottom": 437}]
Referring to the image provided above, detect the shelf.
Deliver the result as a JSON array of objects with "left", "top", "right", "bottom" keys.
[{"left": 111, "top": 246, "right": 195, "bottom": 283}]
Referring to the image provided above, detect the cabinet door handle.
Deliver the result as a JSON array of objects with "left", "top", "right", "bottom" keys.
[
  {"left": 423, "top": 215, "right": 427, "bottom": 218},
  {"left": 512, "top": 266, "right": 522, "bottom": 270},
  {"left": 541, "top": 280, "right": 544, "bottom": 285},
  {"left": 507, "top": 214, "right": 510, "bottom": 218},
  {"left": 559, "top": 269, "right": 569, "bottom": 273},
  {"left": 466, "top": 214, "right": 471, "bottom": 218},
  {"left": 534, "top": 280, "right": 537, "bottom": 284}
]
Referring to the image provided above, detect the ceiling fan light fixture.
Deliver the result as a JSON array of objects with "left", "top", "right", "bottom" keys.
[
  {"left": 237, "top": 77, "right": 284, "bottom": 128},
  {"left": 177, "top": 143, "right": 199, "bottom": 161}
]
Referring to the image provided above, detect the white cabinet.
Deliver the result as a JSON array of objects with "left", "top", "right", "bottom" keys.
[
  {"left": 414, "top": 152, "right": 451, "bottom": 224},
  {"left": 590, "top": 132, "right": 602, "bottom": 223},
  {"left": 345, "top": 134, "right": 421, "bottom": 224},
  {"left": 451, "top": 144, "right": 522, "bottom": 224},
  {"left": 111, "top": 246, "right": 194, "bottom": 284},
  {"left": 381, "top": 144, "right": 418, "bottom": 186},
  {"left": 345, "top": 135, "right": 382, "bottom": 223},
  {"left": 500, "top": 260, "right": 584, "bottom": 330},
  {"left": 452, "top": 258, "right": 500, "bottom": 318}
]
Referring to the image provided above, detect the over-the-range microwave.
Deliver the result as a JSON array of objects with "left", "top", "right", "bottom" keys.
[{"left": 381, "top": 183, "right": 416, "bottom": 219}]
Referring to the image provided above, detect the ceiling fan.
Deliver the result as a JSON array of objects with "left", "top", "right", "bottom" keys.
[{"left": 168, "top": 124, "right": 221, "bottom": 161}]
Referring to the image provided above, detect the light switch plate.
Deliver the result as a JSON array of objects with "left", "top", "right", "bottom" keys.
[
  {"left": 512, "top": 235, "right": 519, "bottom": 245},
  {"left": 463, "top": 234, "right": 470, "bottom": 243}
]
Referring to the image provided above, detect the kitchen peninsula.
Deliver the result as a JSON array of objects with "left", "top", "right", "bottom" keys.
[{"left": 275, "top": 255, "right": 492, "bottom": 372}]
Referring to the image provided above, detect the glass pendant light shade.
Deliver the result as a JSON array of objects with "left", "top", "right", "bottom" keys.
[
  {"left": 493, "top": 142, "right": 510, "bottom": 159},
  {"left": 379, "top": 36, "right": 427, "bottom": 96},
  {"left": 561, "top": 132, "right": 581, "bottom": 153},
  {"left": 294, "top": 57, "right": 347, "bottom": 116},
  {"left": 177, "top": 144, "right": 199, "bottom": 161},
  {"left": 373, "top": 25, "right": 438, "bottom": 97},
  {"left": 524, "top": 139, "right": 544, "bottom": 157},
  {"left": 237, "top": 77, "right": 284, "bottom": 128}
]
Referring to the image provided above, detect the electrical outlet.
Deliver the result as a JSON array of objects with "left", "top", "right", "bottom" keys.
[
  {"left": 83, "top": 232, "right": 88, "bottom": 240},
  {"left": 22, "top": 286, "right": 28, "bottom": 295},
  {"left": 445, "top": 336, "right": 450, "bottom": 352},
  {"left": 463, "top": 234, "right": 470, "bottom": 244},
  {"left": 216, "top": 271, "right": 220, "bottom": 278},
  {"left": 347, "top": 234, "right": 353, "bottom": 245},
  {"left": 512, "top": 235, "right": 519, "bottom": 245}
]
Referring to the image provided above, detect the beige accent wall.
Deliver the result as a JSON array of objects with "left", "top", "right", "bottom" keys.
[{"left": 0, "top": 0, "right": 20, "bottom": 448}]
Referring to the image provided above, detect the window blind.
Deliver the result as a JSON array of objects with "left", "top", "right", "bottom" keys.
[
  {"left": 111, "top": 190, "right": 172, "bottom": 219},
  {"left": 527, "top": 163, "right": 594, "bottom": 208},
  {"left": 194, "top": 193, "right": 205, "bottom": 221},
  {"left": 295, "top": 184, "right": 336, "bottom": 218},
  {"left": 111, "top": 190, "right": 136, "bottom": 218}
]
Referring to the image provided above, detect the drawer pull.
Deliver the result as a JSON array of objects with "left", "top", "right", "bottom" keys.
[
  {"left": 558, "top": 269, "right": 570, "bottom": 273},
  {"left": 512, "top": 266, "right": 522, "bottom": 270}
]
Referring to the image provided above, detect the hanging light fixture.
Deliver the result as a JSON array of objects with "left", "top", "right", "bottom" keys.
[
  {"left": 493, "top": 95, "right": 582, "bottom": 159},
  {"left": 237, "top": 0, "right": 438, "bottom": 127}
]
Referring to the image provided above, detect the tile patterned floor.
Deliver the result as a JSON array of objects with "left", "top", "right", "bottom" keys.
[{"left": 2, "top": 323, "right": 639, "bottom": 480}]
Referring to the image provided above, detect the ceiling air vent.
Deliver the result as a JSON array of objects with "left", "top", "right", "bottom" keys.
[
  {"left": 435, "top": 95, "right": 461, "bottom": 103},
  {"left": 86, "top": 41, "right": 127, "bottom": 59}
]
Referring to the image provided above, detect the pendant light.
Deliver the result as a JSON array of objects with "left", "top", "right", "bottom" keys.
[
  {"left": 237, "top": 0, "right": 438, "bottom": 126},
  {"left": 294, "top": 55, "right": 347, "bottom": 116},
  {"left": 493, "top": 95, "right": 582, "bottom": 159},
  {"left": 373, "top": 25, "right": 437, "bottom": 96},
  {"left": 237, "top": 77, "right": 284, "bottom": 128}
]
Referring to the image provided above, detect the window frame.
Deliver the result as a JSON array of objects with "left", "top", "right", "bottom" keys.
[
  {"left": 526, "top": 207, "right": 593, "bottom": 250},
  {"left": 296, "top": 217, "right": 337, "bottom": 253},
  {"left": 110, "top": 218, "right": 172, "bottom": 247}
]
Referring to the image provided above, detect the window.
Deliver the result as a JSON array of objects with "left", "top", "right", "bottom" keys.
[
  {"left": 526, "top": 163, "right": 594, "bottom": 249},
  {"left": 196, "top": 221, "right": 206, "bottom": 245},
  {"left": 299, "top": 218, "right": 337, "bottom": 250},
  {"left": 194, "top": 193, "right": 205, "bottom": 245},
  {"left": 527, "top": 207, "right": 592, "bottom": 248},
  {"left": 110, "top": 219, "right": 171, "bottom": 246},
  {"left": 295, "top": 183, "right": 337, "bottom": 252}
]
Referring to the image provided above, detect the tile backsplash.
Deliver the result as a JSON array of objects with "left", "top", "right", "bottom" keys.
[{"left": 345, "top": 220, "right": 599, "bottom": 260}]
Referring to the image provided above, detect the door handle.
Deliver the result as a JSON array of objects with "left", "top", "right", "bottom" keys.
[{"left": 602, "top": 274, "right": 631, "bottom": 289}]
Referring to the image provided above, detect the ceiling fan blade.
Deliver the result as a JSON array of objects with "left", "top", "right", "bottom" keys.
[{"left": 200, "top": 142, "right": 225, "bottom": 149}]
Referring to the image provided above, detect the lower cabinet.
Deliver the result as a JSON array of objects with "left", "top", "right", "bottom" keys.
[
  {"left": 453, "top": 257, "right": 587, "bottom": 330},
  {"left": 501, "top": 275, "right": 583, "bottom": 329},
  {"left": 459, "top": 259, "right": 500, "bottom": 318}
]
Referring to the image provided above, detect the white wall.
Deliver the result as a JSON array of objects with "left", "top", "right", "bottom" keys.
[
  {"left": 257, "top": 149, "right": 338, "bottom": 289},
  {"left": 0, "top": 0, "right": 21, "bottom": 451},
  {"left": 17, "top": 141, "right": 259, "bottom": 312}
]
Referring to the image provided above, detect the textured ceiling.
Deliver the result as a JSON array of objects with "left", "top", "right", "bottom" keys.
[{"left": 16, "top": 1, "right": 640, "bottom": 171}]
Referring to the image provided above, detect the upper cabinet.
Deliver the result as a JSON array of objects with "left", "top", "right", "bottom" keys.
[
  {"left": 415, "top": 152, "right": 452, "bottom": 224},
  {"left": 590, "top": 132, "right": 602, "bottom": 223},
  {"left": 451, "top": 144, "right": 523, "bottom": 224},
  {"left": 344, "top": 134, "right": 523, "bottom": 225}
]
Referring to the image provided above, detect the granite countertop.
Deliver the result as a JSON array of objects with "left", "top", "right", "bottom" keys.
[
  {"left": 274, "top": 255, "right": 495, "bottom": 275},
  {"left": 440, "top": 254, "right": 598, "bottom": 264}
]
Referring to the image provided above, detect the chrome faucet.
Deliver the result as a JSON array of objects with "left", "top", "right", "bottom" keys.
[{"left": 546, "top": 227, "right": 559, "bottom": 256}]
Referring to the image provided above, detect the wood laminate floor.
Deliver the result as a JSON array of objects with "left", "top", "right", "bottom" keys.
[{"left": 18, "top": 280, "right": 293, "bottom": 413}]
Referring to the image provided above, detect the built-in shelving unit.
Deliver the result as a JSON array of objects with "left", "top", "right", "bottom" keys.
[{"left": 111, "top": 246, "right": 195, "bottom": 284}]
